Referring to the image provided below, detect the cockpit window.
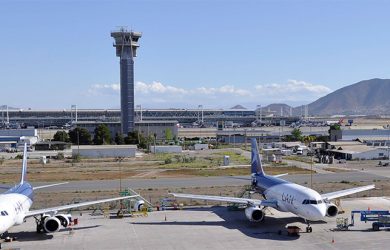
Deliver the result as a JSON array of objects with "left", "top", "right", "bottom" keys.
[
  {"left": 1, "top": 211, "right": 8, "bottom": 216},
  {"left": 303, "top": 200, "right": 323, "bottom": 205}
]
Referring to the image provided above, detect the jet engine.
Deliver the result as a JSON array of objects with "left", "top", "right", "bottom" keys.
[
  {"left": 326, "top": 203, "right": 338, "bottom": 217},
  {"left": 41, "top": 214, "right": 72, "bottom": 233},
  {"left": 55, "top": 214, "right": 72, "bottom": 228},
  {"left": 245, "top": 206, "right": 265, "bottom": 222},
  {"left": 43, "top": 216, "right": 61, "bottom": 233},
  {"left": 134, "top": 200, "right": 145, "bottom": 211}
]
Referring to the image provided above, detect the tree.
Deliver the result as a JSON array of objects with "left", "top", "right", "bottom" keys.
[
  {"left": 114, "top": 132, "right": 125, "bottom": 145},
  {"left": 303, "top": 135, "right": 316, "bottom": 145},
  {"left": 139, "top": 134, "right": 154, "bottom": 149},
  {"left": 290, "top": 128, "right": 303, "bottom": 141},
  {"left": 69, "top": 127, "right": 92, "bottom": 145},
  {"left": 53, "top": 130, "right": 70, "bottom": 142},
  {"left": 93, "top": 124, "right": 111, "bottom": 145},
  {"left": 328, "top": 123, "right": 342, "bottom": 141},
  {"left": 124, "top": 131, "right": 138, "bottom": 144},
  {"left": 329, "top": 124, "right": 341, "bottom": 133},
  {"left": 165, "top": 128, "right": 173, "bottom": 142}
]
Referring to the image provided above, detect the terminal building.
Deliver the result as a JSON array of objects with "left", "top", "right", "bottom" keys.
[
  {"left": 2, "top": 108, "right": 300, "bottom": 128},
  {"left": 73, "top": 120, "right": 179, "bottom": 141}
]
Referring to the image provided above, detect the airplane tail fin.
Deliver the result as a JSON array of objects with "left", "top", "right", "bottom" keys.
[
  {"left": 20, "top": 143, "right": 28, "bottom": 184},
  {"left": 251, "top": 138, "right": 265, "bottom": 175}
]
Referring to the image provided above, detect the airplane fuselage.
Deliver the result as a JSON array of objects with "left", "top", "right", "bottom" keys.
[
  {"left": 0, "top": 183, "right": 33, "bottom": 234},
  {"left": 254, "top": 174, "right": 326, "bottom": 221}
]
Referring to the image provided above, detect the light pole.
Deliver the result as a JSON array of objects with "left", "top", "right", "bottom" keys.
[
  {"left": 76, "top": 127, "right": 80, "bottom": 155},
  {"left": 244, "top": 128, "right": 247, "bottom": 150},
  {"left": 153, "top": 133, "right": 157, "bottom": 154},
  {"left": 310, "top": 155, "right": 313, "bottom": 189},
  {"left": 256, "top": 105, "right": 262, "bottom": 126},
  {"left": 198, "top": 105, "right": 203, "bottom": 125},
  {"left": 116, "top": 157, "right": 124, "bottom": 192},
  {"left": 387, "top": 124, "right": 390, "bottom": 160},
  {"left": 136, "top": 105, "right": 142, "bottom": 121}
]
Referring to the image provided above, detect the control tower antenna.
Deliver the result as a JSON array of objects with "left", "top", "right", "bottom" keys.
[{"left": 111, "top": 27, "right": 142, "bottom": 135}]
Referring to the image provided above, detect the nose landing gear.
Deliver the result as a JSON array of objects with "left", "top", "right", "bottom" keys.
[{"left": 305, "top": 220, "right": 313, "bottom": 233}]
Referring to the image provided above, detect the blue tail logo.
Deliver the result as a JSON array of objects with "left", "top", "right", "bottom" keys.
[{"left": 251, "top": 138, "right": 265, "bottom": 175}]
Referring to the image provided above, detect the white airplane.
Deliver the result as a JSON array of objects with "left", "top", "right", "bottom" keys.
[
  {"left": 0, "top": 144, "right": 140, "bottom": 237},
  {"left": 172, "top": 138, "right": 375, "bottom": 232}
]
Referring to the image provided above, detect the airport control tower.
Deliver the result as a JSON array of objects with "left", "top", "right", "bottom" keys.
[{"left": 111, "top": 28, "right": 142, "bottom": 135}]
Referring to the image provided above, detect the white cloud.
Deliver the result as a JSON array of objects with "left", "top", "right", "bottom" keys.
[
  {"left": 135, "top": 81, "right": 188, "bottom": 94},
  {"left": 87, "top": 84, "right": 120, "bottom": 96},
  {"left": 255, "top": 80, "right": 331, "bottom": 96},
  {"left": 194, "top": 85, "right": 252, "bottom": 97},
  {"left": 86, "top": 79, "right": 331, "bottom": 108}
]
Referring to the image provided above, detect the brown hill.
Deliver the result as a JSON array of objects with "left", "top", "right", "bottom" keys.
[{"left": 295, "top": 78, "right": 390, "bottom": 115}]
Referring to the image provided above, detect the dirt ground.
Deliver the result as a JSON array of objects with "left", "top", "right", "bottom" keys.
[
  {"left": 1, "top": 148, "right": 388, "bottom": 210},
  {"left": 0, "top": 149, "right": 312, "bottom": 183}
]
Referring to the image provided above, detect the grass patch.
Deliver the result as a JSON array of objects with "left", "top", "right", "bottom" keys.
[{"left": 213, "top": 151, "right": 248, "bottom": 164}]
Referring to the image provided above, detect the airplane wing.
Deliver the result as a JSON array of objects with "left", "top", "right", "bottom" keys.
[
  {"left": 33, "top": 182, "right": 69, "bottom": 190},
  {"left": 321, "top": 184, "right": 375, "bottom": 201},
  {"left": 170, "top": 193, "right": 277, "bottom": 208},
  {"left": 25, "top": 195, "right": 139, "bottom": 217},
  {"left": 0, "top": 185, "right": 11, "bottom": 190},
  {"left": 273, "top": 173, "right": 288, "bottom": 178}
]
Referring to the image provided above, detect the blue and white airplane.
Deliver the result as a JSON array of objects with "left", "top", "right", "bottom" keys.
[
  {"left": 172, "top": 138, "right": 375, "bottom": 232},
  {"left": 0, "top": 144, "right": 139, "bottom": 237}
]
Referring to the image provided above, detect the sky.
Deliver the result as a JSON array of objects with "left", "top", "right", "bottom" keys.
[{"left": 1, "top": 0, "right": 390, "bottom": 110}]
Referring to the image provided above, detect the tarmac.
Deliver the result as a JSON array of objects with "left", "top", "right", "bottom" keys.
[{"left": 3, "top": 197, "right": 390, "bottom": 250}]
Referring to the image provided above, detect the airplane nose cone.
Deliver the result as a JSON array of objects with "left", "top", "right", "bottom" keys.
[
  {"left": 314, "top": 206, "right": 326, "bottom": 220},
  {"left": 0, "top": 226, "right": 6, "bottom": 235},
  {"left": 320, "top": 205, "right": 327, "bottom": 217},
  {"left": 307, "top": 206, "right": 325, "bottom": 221}
]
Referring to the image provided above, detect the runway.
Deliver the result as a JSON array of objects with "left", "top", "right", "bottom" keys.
[{"left": 24, "top": 171, "right": 389, "bottom": 193}]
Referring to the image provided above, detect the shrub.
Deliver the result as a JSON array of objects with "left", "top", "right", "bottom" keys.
[
  {"left": 56, "top": 152, "right": 65, "bottom": 160},
  {"left": 15, "top": 154, "right": 23, "bottom": 160},
  {"left": 72, "top": 154, "right": 81, "bottom": 163}
]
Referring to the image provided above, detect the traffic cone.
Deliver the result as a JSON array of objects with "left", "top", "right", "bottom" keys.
[
  {"left": 368, "top": 206, "right": 371, "bottom": 211},
  {"left": 332, "top": 237, "right": 335, "bottom": 244},
  {"left": 164, "top": 214, "right": 167, "bottom": 221}
]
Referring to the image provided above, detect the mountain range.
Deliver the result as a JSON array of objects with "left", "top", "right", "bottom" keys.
[
  {"left": 264, "top": 78, "right": 390, "bottom": 116},
  {"left": 3, "top": 79, "right": 390, "bottom": 116}
]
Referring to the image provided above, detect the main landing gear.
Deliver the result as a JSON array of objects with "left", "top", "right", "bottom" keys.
[
  {"left": 305, "top": 220, "right": 313, "bottom": 233},
  {"left": 34, "top": 215, "right": 45, "bottom": 233}
]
